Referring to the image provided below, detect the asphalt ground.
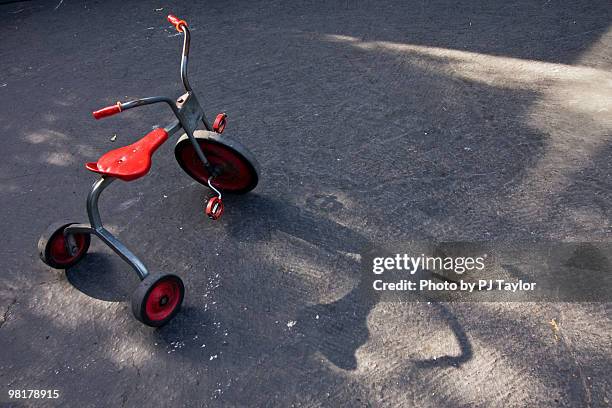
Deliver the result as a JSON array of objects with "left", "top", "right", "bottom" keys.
[{"left": 0, "top": 1, "right": 610, "bottom": 407}]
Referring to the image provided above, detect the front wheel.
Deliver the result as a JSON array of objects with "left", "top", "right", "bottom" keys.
[
  {"left": 174, "top": 130, "right": 260, "bottom": 194},
  {"left": 131, "top": 273, "right": 184, "bottom": 327}
]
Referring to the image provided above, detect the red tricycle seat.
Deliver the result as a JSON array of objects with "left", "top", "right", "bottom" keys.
[{"left": 85, "top": 128, "right": 169, "bottom": 181}]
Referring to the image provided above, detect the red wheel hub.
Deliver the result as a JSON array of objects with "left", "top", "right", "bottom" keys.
[
  {"left": 145, "top": 279, "right": 182, "bottom": 322},
  {"left": 177, "top": 142, "right": 255, "bottom": 191},
  {"left": 49, "top": 232, "right": 87, "bottom": 265}
]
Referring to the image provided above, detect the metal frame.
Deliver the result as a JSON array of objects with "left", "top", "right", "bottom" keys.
[
  {"left": 63, "top": 23, "right": 217, "bottom": 282},
  {"left": 65, "top": 177, "right": 150, "bottom": 280},
  {"left": 113, "top": 24, "right": 214, "bottom": 174}
]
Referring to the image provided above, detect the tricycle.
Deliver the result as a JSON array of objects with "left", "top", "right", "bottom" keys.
[{"left": 38, "top": 14, "right": 260, "bottom": 327}]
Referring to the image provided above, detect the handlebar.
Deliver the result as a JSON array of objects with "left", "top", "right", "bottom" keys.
[
  {"left": 93, "top": 96, "right": 179, "bottom": 120},
  {"left": 175, "top": 15, "right": 192, "bottom": 92},
  {"left": 92, "top": 14, "right": 194, "bottom": 122},
  {"left": 167, "top": 14, "right": 188, "bottom": 32},
  {"left": 92, "top": 102, "right": 122, "bottom": 119}
]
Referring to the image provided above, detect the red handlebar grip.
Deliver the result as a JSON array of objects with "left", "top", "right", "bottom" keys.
[
  {"left": 167, "top": 14, "right": 187, "bottom": 32},
  {"left": 92, "top": 103, "right": 122, "bottom": 120}
]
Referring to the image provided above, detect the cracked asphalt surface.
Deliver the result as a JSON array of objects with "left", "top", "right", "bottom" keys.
[{"left": 0, "top": 1, "right": 611, "bottom": 407}]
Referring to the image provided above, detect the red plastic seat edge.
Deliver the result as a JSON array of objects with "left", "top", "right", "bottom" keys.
[{"left": 85, "top": 128, "right": 169, "bottom": 181}]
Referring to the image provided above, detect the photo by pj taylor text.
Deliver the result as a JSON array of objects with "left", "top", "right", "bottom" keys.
[{"left": 372, "top": 278, "right": 536, "bottom": 293}]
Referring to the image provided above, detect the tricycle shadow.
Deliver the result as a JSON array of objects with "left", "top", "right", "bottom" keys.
[
  {"left": 66, "top": 252, "right": 138, "bottom": 302},
  {"left": 151, "top": 284, "right": 378, "bottom": 372},
  {"left": 146, "top": 193, "right": 379, "bottom": 370},
  {"left": 223, "top": 193, "right": 368, "bottom": 254}
]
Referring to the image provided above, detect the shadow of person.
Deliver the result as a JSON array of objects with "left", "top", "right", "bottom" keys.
[
  {"left": 224, "top": 194, "right": 476, "bottom": 370},
  {"left": 192, "top": 193, "right": 380, "bottom": 370},
  {"left": 123, "top": 193, "right": 473, "bottom": 373},
  {"left": 414, "top": 302, "right": 473, "bottom": 369},
  {"left": 295, "top": 272, "right": 380, "bottom": 370}
]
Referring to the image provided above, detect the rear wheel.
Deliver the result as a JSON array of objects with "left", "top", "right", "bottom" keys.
[
  {"left": 38, "top": 222, "right": 90, "bottom": 269},
  {"left": 175, "top": 130, "right": 259, "bottom": 194},
  {"left": 131, "top": 273, "right": 184, "bottom": 327}
]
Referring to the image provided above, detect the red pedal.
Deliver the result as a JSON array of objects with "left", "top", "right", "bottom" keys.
[
  {"left": 212, "top": 113, "right": 227, "bottom": 133},
  {"left": 205, "top": 196, "right": 224, "bottom": 220}
]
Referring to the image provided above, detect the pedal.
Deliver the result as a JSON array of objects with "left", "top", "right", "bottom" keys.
[
  {"left": 205, "top": 177, "right": 224, "bottom": 220},
  {"left": 205, "top": 196, "right": 224, "bottom": 220},
  {"left": 212, "top": 113, "right": 227, "bottom": 133}
]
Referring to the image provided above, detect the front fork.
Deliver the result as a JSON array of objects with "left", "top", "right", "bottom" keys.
[
  {"left": 174, "top": 92, "right": 221, "bottom": 178},
  {"left": 173, "top": 113, "right": 225, "bottom": 217},
  {"left": 64, "top": 177, "right": 149, "bottom": 280}
]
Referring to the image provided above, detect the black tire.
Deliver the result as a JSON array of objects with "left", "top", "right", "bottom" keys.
[
  {"left": 38, "top": 221, "right": 90, "bottom": 269},
  {"left": 131, "top": 273, "right": 185, "bottom": 327},
  {"left": 174, "top": 130, "right": 260, "bottom": 194}
]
